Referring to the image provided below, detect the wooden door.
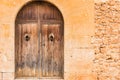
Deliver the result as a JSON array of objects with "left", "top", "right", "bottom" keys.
[
  {"left": 15, "top": 23, "right": 39, "bottom": 77},
  {"left": 41, "top": 23, "right": 63, "bottom": 78},
  {"left": 15, "top": 1, "right": 64, "bottom": 79}
]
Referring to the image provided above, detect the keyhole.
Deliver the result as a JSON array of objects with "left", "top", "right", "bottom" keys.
[{"left": 25, "top": 34, "right": 30, "bottom": 41}]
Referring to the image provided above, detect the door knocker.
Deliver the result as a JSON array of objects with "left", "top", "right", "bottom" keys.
[
  {"left": 24, "top": 34, "right": 30, "bottom": 41},
  {"left": 49, "top": 33, "right": 54, "bottom": 42}
]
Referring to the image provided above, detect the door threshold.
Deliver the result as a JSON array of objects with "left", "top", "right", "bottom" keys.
[{"left": 15, "top": 77, "right": 64, "bottom": 80}]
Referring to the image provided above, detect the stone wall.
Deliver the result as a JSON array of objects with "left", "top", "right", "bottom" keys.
[
  {"left": 1, "top": 0, "right": 118, "bottom": 80},
  {"left": 93, "top": 0, "right": 120, "bottom": 80}
]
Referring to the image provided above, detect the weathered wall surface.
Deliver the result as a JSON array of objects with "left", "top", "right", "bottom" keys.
[
  {"left": 0, "top": 0, "right": 95, "bottom": 80},
  {"left": 93, "top": 0, "right": 120, "bottom": 80}
]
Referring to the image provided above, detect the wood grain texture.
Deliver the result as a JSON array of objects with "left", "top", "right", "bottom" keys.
[
  {"left": 15, "top": 23, "right": 38, "bottom": 77},
  {"left": 41, "top": 24, "right": 63, "bottom": 77},
  {"left": 15, "top": 1, "right": 64, "bottom": 79}
]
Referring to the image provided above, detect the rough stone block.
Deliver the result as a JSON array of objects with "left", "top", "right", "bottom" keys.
[
  {"left": 71, "top": 35, "right": 92, "bottom": 48},
  {"left": 0, "top": 57, "right": 14, "bottom": 72},
  {"left": 65, "top": 49, "right": 94, "bottom": 74},
  {"left": 66, "top": 73, "right": 97, "bottom": 80},
  {"left": 94, "top": 1, "right": 120, "bottom": 80},
  {"left": 0, "top": 73, "right": 2, "bottom": 80},
  {"left": 3, "top": 72, "right": 14, "bottom": 80}
]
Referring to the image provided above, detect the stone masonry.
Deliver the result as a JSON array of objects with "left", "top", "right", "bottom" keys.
[
  {"left": 2, "top": 0, "right": 120, "bottom": 80},
  {"left": 93, "top": 0, "right": 120, "bottom": 80}
]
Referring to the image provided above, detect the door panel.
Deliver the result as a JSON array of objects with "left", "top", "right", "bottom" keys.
[
  {"left": 15, "top": 23, "right": 38, "bottom": 77},
  {"left": 41, "top": 24, "right": 63, "bottom": 77}
]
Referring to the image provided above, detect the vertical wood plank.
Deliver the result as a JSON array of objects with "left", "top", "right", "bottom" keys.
[
  {"left": 41, "top": 24, "right": 48, "bottom": 77},
  {"left": 31, "top": 23, "right": 39, "bottom": 77},
  {"left": 22, "top": 23, "right": 27, "bottom": 77},
  {"left": 50, "top": 24, "right": 61, "bottom": 77},
  {"left": 15, "top": 24, "right": 22, "bottom": 77}
]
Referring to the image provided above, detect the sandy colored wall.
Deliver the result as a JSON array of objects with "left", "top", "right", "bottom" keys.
[
  {"left": 0, "top": 0, "right": 95, "bottom": 80},
  {"left": 93, "top": 0, "right": 120, "bottom": 80}
]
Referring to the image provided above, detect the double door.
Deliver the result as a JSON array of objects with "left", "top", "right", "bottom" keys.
[{"left": 15, "top": 21, "right": 64, "bottom": 78}]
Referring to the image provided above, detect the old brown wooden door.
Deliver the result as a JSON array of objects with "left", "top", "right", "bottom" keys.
[{"left": 15, "top": 1, "right": 64, "bottom": 79}]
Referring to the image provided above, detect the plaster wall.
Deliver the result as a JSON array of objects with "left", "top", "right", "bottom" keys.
[{"left": 0, "top": 0, "right": 95, "bottom": 80}]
